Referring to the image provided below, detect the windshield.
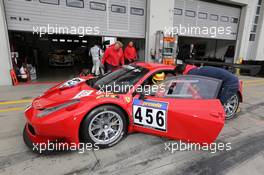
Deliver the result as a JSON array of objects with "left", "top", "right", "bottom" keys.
[{"left": 86, "top": 65, "right": 149, "bottom": 94}]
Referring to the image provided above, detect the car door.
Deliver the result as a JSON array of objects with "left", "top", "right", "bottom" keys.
[{"left": 132, "top": 75, "right": 225, "bottom": 144}]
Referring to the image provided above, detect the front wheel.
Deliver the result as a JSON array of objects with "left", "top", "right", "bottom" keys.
[
  {"left": 224, "top": 93, "right": 240, "bottom": 120},
  {"left": 80, "top": 105, "right": 127, "bottom": 149},
  {"left": 23, "top": 124, "right": 34, "bottom": 149}
]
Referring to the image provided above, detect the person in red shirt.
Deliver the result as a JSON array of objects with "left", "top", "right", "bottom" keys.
[
  {"left": 102, "top": 41, "right": 124, "bottom": 72},
  {"left": 124, "top": 41, "right": 137, "bottom": 64}
]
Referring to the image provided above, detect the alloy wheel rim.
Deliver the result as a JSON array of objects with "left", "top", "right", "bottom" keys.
[
  {"left": 224, "top": 95, "right": 239, "bottom": 119},
  {"left": 88, "top": 111, "right": 123, "bottom": 144}
]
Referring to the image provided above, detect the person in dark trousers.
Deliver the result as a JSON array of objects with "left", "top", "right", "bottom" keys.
[{"left": 175, "top": 63, "right": 239, "bottom": 104}]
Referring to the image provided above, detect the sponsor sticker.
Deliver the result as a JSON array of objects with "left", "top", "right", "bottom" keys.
[
  {"left": 59, "top": 78, "right": 85, "bottom": 88},
  {"left": 73, "top": 90, "right": 94, "bottom": 99},
  {"left": 133, "top": 99, "right": 168, "bottom": 131},
  {"left": 96, "top": 93, "right": 119, "bottom": 99}
]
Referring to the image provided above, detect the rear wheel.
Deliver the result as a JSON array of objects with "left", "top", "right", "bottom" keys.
[
  {"left": 224, "top": 93, "right": 240, "bottom": 120},
  {"left": 80, "top": 105, "right": 127, "bottom": 149}
]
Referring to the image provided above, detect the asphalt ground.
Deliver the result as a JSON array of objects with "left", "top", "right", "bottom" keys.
[{"left": 0, "top": 76, "right": 264, "bottom": 175}]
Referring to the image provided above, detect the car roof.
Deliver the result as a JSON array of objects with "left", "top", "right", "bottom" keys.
[{"left": 133, "top": 62, "right": 175, "bottom": 70}]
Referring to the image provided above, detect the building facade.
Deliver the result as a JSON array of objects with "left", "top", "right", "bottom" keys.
[{"left": 0, "top": 0, "right": 263, "bottom": 85}]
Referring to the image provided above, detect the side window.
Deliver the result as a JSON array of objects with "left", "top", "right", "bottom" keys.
[
  {"left": 138, "top": 71, "right": 175, "bottom": 96},
  {"left": 185, "top": 10, "right": 196, "bottom": 17},
  {"left": 230, "top": 17, "right": 239, "bottom": 24},
  {"left": 198, "top": 12, "right": 207, "bottom": 19},
  {"left": 40, "top": 0, "right": 59, "bottom": 5},
  {"left": 90, "top": 2, "right": 106, "bottom": 11},
  {"left": 111, "top": 5, "right": 126, "bottom": 13},
  {"left": 164, "top": 80, "right": 200, "bottom": 99},
  {"left": 210, "top": 14, "right": 218, "bottom": 21},
  {"left": 154, "top": 76, "right": 222, "bottom": 99},
  {"left": 220, "top": 16, "right": 229, "bottom": 22},
  {"left": 66, "top": 0, "right": 84, "bottom": 8},
  {"left": 174, "top": 8, "right": 182, "bottom": 15},
  {"left": 131, "top": 7, "right": 144, "bottom": 16}
]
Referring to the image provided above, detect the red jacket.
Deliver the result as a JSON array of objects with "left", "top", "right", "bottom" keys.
[
  {"left": 183, "top": 64, "right": 197, "bottom": 75},
  {"left": 124, "top": 46, "right": 137, "bottom": 61},
  {"left": 102, "top": 44, "right": 124, "bottom": 66}
]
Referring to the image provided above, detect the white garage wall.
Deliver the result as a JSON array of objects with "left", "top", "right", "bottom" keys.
[
  {"left": 246, "top": 0, "right": 264, "bottom": 61},
  {"left": 0, "top": 0, "right": 12, "bottom": 86},
  {"left": 4, "top": 0, "right": 146, "bottom": 38},
  {"left": 173, "top": 0, "right": 241, "bottom": 40},
  {"left": 145, "top": 0, "right": 174, "bottom": 60}
]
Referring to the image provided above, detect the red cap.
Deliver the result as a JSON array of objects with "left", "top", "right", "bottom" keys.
[{"left": 183, "top": 65, "right": 197, "bottom": 75}]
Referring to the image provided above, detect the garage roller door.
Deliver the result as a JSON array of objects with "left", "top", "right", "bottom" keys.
[
  {"left": 4, "top": 0, "right": 146, "bottom": 38},
  {"left": 173, "top": 0, "right": 241, "bottom": 40}
]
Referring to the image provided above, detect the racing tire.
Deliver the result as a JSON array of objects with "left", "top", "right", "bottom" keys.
[
  {"left": 224, "top": 93, "right": 240, "bottom": 120},
  {"left": 23, "top": 124, "right": 34, "bottom": 149},
  {"left": 80, "top": 105, "right": 128, "bottom": 149}
]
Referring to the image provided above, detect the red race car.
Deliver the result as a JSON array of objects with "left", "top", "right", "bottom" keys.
[{"left": 23, "top": 62, "right": 243, "bottom": 151}]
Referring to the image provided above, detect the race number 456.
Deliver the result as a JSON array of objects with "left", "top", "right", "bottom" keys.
[{"left": 133, "top": 99, "right": 168, "bottom": 131}]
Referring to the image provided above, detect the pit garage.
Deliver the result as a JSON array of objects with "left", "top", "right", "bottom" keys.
[
  {"left": 177, "top": 36, "right": 236, "bottom": 63},
  {"left": 9, "top": 31, "right": 102, "bottom": 82},
  {"left": 4, "top": 0, "right": 146, "bottom": 82},
  {"left": 8, "top": 31, "right": 145, "bottom": 82},
  {"left": 174, "top": 0, "right": 241, "bottom": 63}
]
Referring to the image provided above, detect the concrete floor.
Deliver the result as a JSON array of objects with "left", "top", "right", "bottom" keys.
[{"left": 0, "top": 75, "right": 264, "bottom": 175}]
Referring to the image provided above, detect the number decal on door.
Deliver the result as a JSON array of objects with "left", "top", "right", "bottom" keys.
[{"left": 133, "top": 99, "right": 168, "bottom": 131}]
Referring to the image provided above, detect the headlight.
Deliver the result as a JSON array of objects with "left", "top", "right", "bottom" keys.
[
  {"left": 37, "top": 99, "right": 80, "bottom": 118},
  {"left": 25, "top": 104, "right": 32, "bottom": 112}
]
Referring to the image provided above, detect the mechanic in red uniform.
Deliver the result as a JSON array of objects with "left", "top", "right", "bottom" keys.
[
  {"left": 175, "top": 63, "right": 239, "bottom": 105},
  {"left": 124, "top": 41, "right": 137, "bottom": 64},
  {"left": 102, "top": 41, "right": 124, "bottom": 72}
]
